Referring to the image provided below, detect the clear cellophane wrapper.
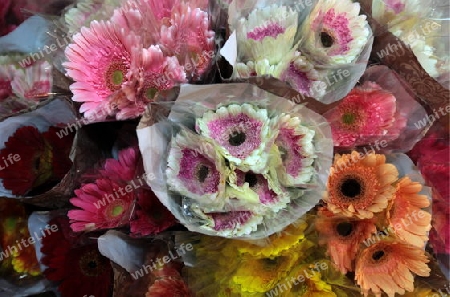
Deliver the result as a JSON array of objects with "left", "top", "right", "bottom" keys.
[
  {"left": 137, "top": 83, "right": 333, "bottom": 239},
  {"left": 221, "top": 0, "right": 374, "bottom": 104}
]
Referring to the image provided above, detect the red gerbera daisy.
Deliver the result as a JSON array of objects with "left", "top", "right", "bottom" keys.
[
  {"left": 0, "top": 125, "right": 73, "bottom": 196},
  {"left": 41, "top": 216, "right": 113, "bottom": 297},
  {"left": 130, "top": 188, "right": 177, "bottom": 237}
]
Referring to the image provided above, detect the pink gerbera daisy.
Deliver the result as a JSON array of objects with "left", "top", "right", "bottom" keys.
[
  {"left": 120, "top": 45, "right": 186, "bottom": 120},
  {"left": 160, "top": 1, "right": 215, "bottom": 78},
  {"left": 63, "top": 20, "right": 140, "bottom": 119},
  {"left": 68, "top": 178, "right": 136, "bottom": 231},
  {"left": 98, "top": 146, "right": 140, "bottom": 183},
  {"left": 325, "top": 82, "right": 398, "bottom": 147}
]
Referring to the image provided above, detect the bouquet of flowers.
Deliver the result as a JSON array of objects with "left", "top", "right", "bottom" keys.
[
  {"left": 138, "top": 83, "right": 334, "bottom": 238},
  {"left": 0, "top": 0, "right": 447, "bottom": 296}
]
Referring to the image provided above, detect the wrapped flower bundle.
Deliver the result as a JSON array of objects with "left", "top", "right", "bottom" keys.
[
  {"left": 138, "top": 83, "right": 334, "bottom": 238},
  {"left": 0, "top": 0, "right": 447, "bottom": 296}
]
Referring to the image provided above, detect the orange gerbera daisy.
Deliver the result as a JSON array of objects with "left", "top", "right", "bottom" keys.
[
  {"left": 325, "top": 151, "right": 398, "bottom": 219},
  {"left": 387, "top": 177, "right": 431, "bottom": 248},
  {"left": 355, "top": 237, "right": 430, "bottom": 297},
  {"left": 315, "top": 207, "right": 376, "bottom": 273}
]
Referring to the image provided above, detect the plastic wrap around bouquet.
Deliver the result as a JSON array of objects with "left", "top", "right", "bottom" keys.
[
  {"left": 221, "top": 0, "right": 374, "bottom": 104},
  {"left": 137, "top": 83, "right": 333, "bottom": 239}
]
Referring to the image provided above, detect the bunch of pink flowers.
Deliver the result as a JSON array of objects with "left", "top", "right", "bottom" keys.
[{"left": 63, "top": 0, "right": 215, "bottom": 120}]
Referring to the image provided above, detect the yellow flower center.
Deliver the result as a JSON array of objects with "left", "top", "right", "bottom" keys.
[
  {"left": 105, "top": 61, "right": 127, "bottom": 91},
  {"left": 111, "top": 205, "right": 124, "bottom": 217},
  {"left": 145, "top": 87, "right": 158, "bottom": 100}
]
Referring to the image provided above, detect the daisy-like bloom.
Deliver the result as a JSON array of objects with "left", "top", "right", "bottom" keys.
[
  {"left": 273, "top": 113, "right": 316, "bottom": 186},
  {"left": 63, "top": 20, "right": 140, "bottom": 120},
  {"left": 196, "top": 104, "right": 274, "bottom": 173},
  {"left": 284, "top": 263, "right": 337, "bottom": 297},
  {"left": 119, "top": 45, "right": 186, "bottom": 120},
  {"left": 325, "top": 151, "right": 398, "bottom": 219},
  {"left": 166, "top": 130, "right": 227, "bottom": 206},
  {"left": 110, "top": 0, "right": 160, "bottom": 47},
  {"left": 355, "top": 237, "right": 431, "bottom": 297},
  {"left": 146, "top": 277, "right": 191, "bottom": 297},
  {"left": 68, "top": 178, "right": 135, "bottom": 231},
  {"left": 233, "top": 220, "right": 315, "bottom": 258},
  {"left": 325, "top": 82, "right": 398, "bottom": 147},
  {"left": 0, "top": 126, "right": 73, "bottom": 196},
  {"left": 279, "top": 52, "right": 327, "bottom": 99},
  {"left": 10, "top": 60, "right": 52, "bottom": 101},
  {"left": 130, "top": 188, "right": 177, "bottom": 236},
  {"left": 98, "top": 146, "right": 140, "bottom": 183},
  {"left": 387, "top": 177, "right": 431, "bottom": 248},
  {"left": 160, "top": 1, "right": 215, "bottom": 78},
  {"left": 65, "top": 0, "right": 122, "bottom": 35},
  {"left": 227, "top": 169, "right": 290, "bottom": 212},
  {"left": 232, "top": 254, "right": 299, "bottom": 293},
  {"left": 300, "top": 0, "right": 370, "bottom": 65},
  {"left": 41, "top": 217, "right": 113, "bottom": 297},
  {"left": 233, "top": 4, "right": 299, "bottom": 78},
  {"left": 194, "top": 208, "right": 264, "bottom": 237},
  {"left": 315, "top": 207, "right": 377, "bottom": 273}
]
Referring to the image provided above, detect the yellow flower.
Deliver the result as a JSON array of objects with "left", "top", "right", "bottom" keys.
[
  {"left": 232, "top": 254, "right": 299, "bottom": 293},
  {"left": 279, "top": 263, "right": 336, "bottom": 297},
  {"left": 235, "top": 219, "right": 312, "bottom": 258}
]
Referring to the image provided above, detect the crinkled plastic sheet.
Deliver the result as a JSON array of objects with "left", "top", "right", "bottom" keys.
[
  {"left": 137, "top": 83, "right": 333, "bottom": 239},
  {"left": 371, "top": 0, "right": 450, "bottom": 89},
  {"left": 221, "top": 0, "right": 374, "bottom": 104}
]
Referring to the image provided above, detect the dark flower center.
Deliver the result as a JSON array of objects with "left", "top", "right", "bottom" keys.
[
  {"left": 197, "top": 165, "right": 209, "bottom": 183},
  {"left": 372, "top": 250, "right": 385, "bottom": 261},
  {"left": 229, "top": 131, "right": 246, "bottom": 146},
  {"left": 320, "top": 31, "right": 334, "bottom": 48},
  {"left": 341, "top": 179, "right": 361, "bottom": 198},
  {"left": 245, "top": 173, "right": 258, "bottom": 187},
  {"left": 79, "top": 250, "right": 105, "bottom": 277},
  {"left": 342, "top": 113, "right": 356, "bottom": 125},
  {"left": 261, "top": 257, "right": 282, "bottom": 269},
  {"left": 336, "top": 221, "right": 353, "bottom": 237},
  {"left": 88, "top": 261, "right": 97, "bottom": 269}
]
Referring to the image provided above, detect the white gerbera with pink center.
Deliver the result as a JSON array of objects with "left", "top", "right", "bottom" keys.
[
  {"left": 196, "top": 103, "right": 277, "bottom": 173},
  {"left": 300, "top": 0, "right": 370, "bottom": 65},
  {"left": 233, "top": 4, "right": 299, "bottom": 78},
  {"left": 273, "top": 114, "right": 317, "bottom": 186},
  {"left": 63, "top": 20, "right": 140, "bottom": 119},
  {"left": 64, "top": 0, "right": 122, "bottom": 35}
]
